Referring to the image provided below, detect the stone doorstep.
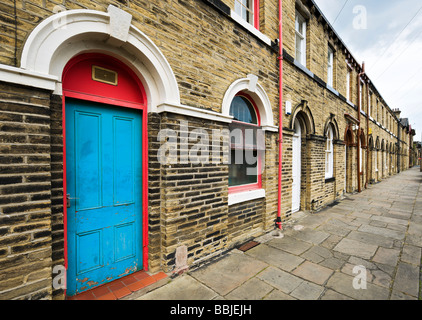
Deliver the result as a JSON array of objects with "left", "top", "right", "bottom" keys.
[{"left": 67, "top": 270, "right": 168, "bottom": 300}]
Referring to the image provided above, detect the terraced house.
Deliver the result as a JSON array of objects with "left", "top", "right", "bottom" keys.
[{"left": 0, "top": 0, "right": 416, "bottom": 299}]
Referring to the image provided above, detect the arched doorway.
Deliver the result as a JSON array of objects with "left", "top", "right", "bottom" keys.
[
  {"left": 389, "top": 142, "right": 393, "bottom": 175},
  {"left": 375, "top": 137, "right": 380, "bottom": 181},
  {"left": 344, "top": 126, "right": 354, "bottom": 193},
  {"left": 289, "top": 101, "right": 314, "bottom": 213},
  {"left": 292, "top": 118, "right": 302, "bottom": 213},
  {"left": 368, "top": 136, "right": 374, "bottom": 183},
  {"left": 62, "top": 53, "right": 148, "bottom": 296},
  {"left": 381, "top": 140, "right": 386, "bottom": 178},
  {"left": 359, "top": 131, "right": 366, "bottom": 190}
]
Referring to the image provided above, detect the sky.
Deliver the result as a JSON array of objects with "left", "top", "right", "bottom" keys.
[{"left": 313, "top": 0, "right": 422, "bottom": 143}]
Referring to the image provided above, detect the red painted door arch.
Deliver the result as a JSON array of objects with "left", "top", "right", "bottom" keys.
[{"left": 62, "top": 53, "right": 149, "bottom": 295}]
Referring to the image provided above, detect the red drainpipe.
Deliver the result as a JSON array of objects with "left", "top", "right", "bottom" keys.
[{"left": 275, "top": 0, "right": 284, "bottom": 230}]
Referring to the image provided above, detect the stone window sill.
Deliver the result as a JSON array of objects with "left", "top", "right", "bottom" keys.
[
  {"left": 230, "top": 11, "right": 271, "bottom": 46},
  {"left": 228, "top": 189, "right": 266, "bottom": 206}
]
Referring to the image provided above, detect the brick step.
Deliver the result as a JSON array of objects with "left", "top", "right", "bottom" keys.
[{"left": 67, "top": 270, "right": 168, "bottom": 300}]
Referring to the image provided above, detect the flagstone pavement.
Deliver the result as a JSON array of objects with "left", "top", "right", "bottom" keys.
[{"left": 126, "top": 167, "right": 422, "bottom": 300}]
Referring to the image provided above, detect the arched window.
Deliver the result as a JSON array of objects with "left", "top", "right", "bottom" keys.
[
  {"left": 325, "top": 125, "right": 334, "bottom": 179},
  {"left": 228, "top": 94, "right": 262, "bottom": 192},
  {"left": 230, "top": 96, "right": 258, "bottom": 124}
]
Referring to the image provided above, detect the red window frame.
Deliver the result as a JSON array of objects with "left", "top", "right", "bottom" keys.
[
  {"left": 228, "top": 93, "right": 263, "bottom": 194},
  {"left": 254, "top": 0, "right": 260, "bottom": 30}
]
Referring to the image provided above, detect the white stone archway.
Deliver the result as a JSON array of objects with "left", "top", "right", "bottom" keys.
[
  {"left": 222, "top": 74, "right": 278, "bottom": 132},
  {"left": 19, "top": 5, "right": 180, "bottom": 113}
]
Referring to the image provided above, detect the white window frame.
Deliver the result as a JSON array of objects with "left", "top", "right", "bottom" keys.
[
  {"left": 327, "top": 46, "right": 334, "bottom": 87},
  {"left": 346, "top": 68, "right": 351, "bottom": 101},
  {"left": 376, "top": 99, "right": 379, "bottom": 122},
  {"left": 325, "top": 125, "right": 334, "bottom": 179},
  {"left": 295, "top": 11, "right": 307, "bottom": 67},
  {"left": 375, "top": 148, "right": 378, "bottom": 172},
  {"left": 368, "top": 91, "right": 372, "bottom": 118},
  {"left": 235, "top": 0, "right": 255, "bottom": 26}
]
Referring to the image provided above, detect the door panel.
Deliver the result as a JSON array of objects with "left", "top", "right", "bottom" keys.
[
  {"left": 113, "top": 117, "right": 135, "bottom": 205},
  {"left": 66, "top": 98, "right": 142, "bottom": 296},
  {"left": 75, "top": 111, "right": 102, "bottom": 210}
]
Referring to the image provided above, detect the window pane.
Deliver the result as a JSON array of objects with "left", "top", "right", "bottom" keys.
[
  {"left": 295, "top": 34, "right": 302, "bottom": 62},
  {"left": 235, "top": 0, "right": 241, "bottom": 16},
  {"left": 229, "top": 149, "right": 258, "bottom": 187},
  {"left": 346, "top": 71, "right": 350, "bottom": 100},
  {"left": 242, "top": 5, "right": 247, "bottom": 20},
  {"left": 327, "top": 48, "right": 333, "bottom": 86},
  {"left": 296, "top": 13, "right": 304, "bottom": 35},
  {"left": 230, "top": 96, "right": 257, "bottom": 124},
  {"left": 235, "top": 0, "right": 254, "bottom": 25}
]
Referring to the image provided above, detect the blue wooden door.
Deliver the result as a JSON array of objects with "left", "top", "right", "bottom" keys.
[{"left": 66, "top": 98, "right": 143, "bottom": 296}]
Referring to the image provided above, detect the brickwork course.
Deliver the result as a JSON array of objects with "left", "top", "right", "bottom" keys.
[{"left": 0, "top": 0, "right": 418, "bottom": 299}]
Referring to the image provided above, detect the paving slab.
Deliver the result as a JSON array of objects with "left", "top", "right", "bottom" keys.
[
  {"left": 371, "top": 269, "right": 392, "bottom": 288},
  {"left": 327, "top": 218, "right": 360, "bottom": 231},
  {"left": 319, "top": 257, "right": 347, "bottom": 271},
  {"left": 400, "top": 244, "right": 422, "bottom": 266},
  {"left": 326, "top": 272, "right": 390, "bottom": 300},
  {"left": 300, "top": 245, "right": 333, "bottom": 264},
  {"left": 320, "top": 289, "right": 352, "bottom": 300},
  {"left": 245, "top": 244, "right": 304, "bottom": 272},
  {"left": 371, "top": 215, "right": 409, "bottom": 225},
  {"left": 408, "top": 222, "right": 422, "bottom": 236},
  {"left": 405, "top": 234, "right": 422, "bottom": 247},
  {"left": 290, "top": 281, "right": 325, "bottom": 300},
  {"left": 266, "top": 235, "right": 312, "bottom": 255},
  {"left": 333, "top": 238, "right": 378, "bottom": 259},
  {"left": 319, "top": 234, "right": 343, "bottom": 250},
  {"left": 190, "top": 251, "right": 268, "bottom": 296},
  {"left": 372, "top": 247, "right": 400, "bottom": 267},
  {"left": 225, "top": 277, "right": 274, "bottom": 300},
  {"left": 392, "top": 262, "right": 420, "bottom": 298},
  {"left": 263, "top": 289, "right": 296, "bottom": 300},
  {"left": 136, "top": 275, "right": 217, "bottom": 300},
  {"left": 358, "top": 224, "right": 405, "bottom": 240},
  {"left": 289, "top": 228, "right": 330, "bottom": 245},
  {"left": 257, "top": 266, "right": 304, "bottom": 294},
  {"left": 390, "top": 290, "right": 418, "bottom": 300},
  {"left": 319, "top": 222, "right": 352, "bottom": 237},
  {"left": 346, "top": 230, "right": 395, "bottom": 248},
  {"left": 294, "top": 213, "right": 331, "bottom": 229},
  {"left": 292, "top": 261, "right": 333, "bottom": 285}
]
